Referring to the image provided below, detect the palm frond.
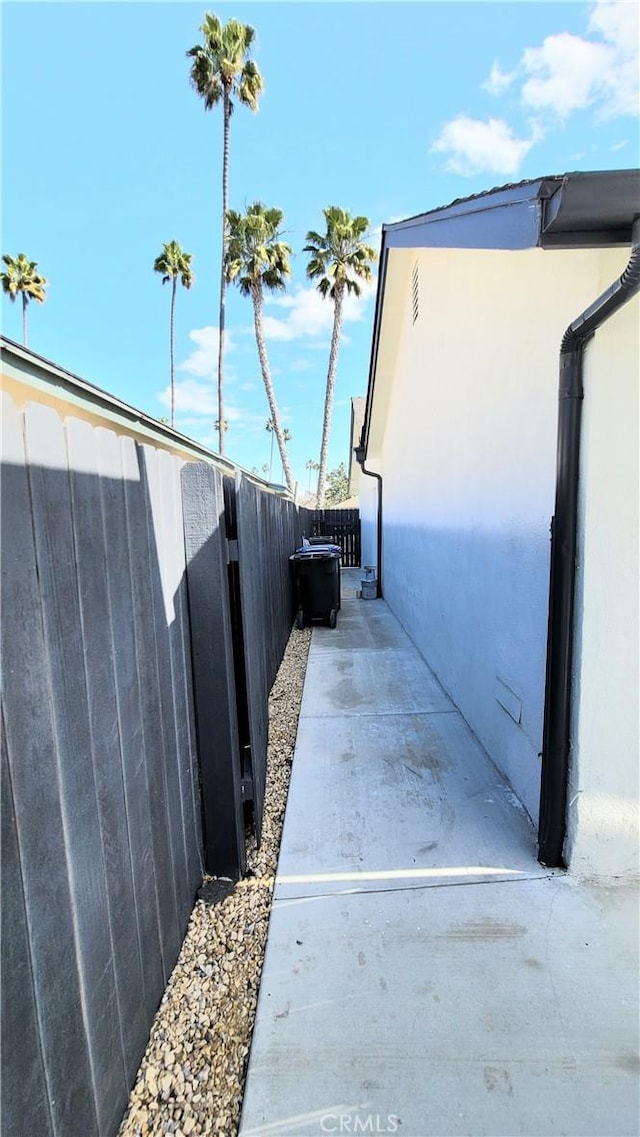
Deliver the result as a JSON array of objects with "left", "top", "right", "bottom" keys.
[
  {"left": 188, "top": 14, "right": 262, "bottom": 113},
  {"left": 224, "top": 202, "right": 291, "bottom": 297},
  {"left": 154, "top": 241, "right": 194, "bottom": 288},
  {"left": 304, "top": 207, "right": 377, "bottom": 301},
  {"left": 0, "top": 253, "right": 48, "bottom": 305}
]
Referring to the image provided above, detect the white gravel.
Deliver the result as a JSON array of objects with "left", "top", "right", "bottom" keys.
[{"left": 119, "top": 625, "right": 312, "bottom": 1137}]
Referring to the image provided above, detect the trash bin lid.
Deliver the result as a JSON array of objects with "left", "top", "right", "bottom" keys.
[{"left": 290, "top": 544, "right": 341, "bottom": 559}]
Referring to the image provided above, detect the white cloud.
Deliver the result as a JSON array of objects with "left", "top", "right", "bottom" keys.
[
  {"left": 157, "top": 381, "right": 271, "bottom": 443},
  {"left": 263, "top": 287, "right": 332, "bottom": 342},
  {"left": 263, "top": 280, "right": 376, "bottom": 343},
  {"left": 159, "top": 378, "right": 216, "bottom": 415},
  {"left": 431, "top": 0, "right": 638, "bottom": 182},
  {"left": 178, "top": 325, "right": 235, "bottom": 378},
  {"left": 588, "top": 0, "right": 639, "bottom": 116},
  {"left": 521, "top": 1, "right": 638, "bottom": 120},
  {"left": 431, "top": 115, "right": 540, "bottom": 177},
  {"left": 483, "top": 61, "right": 517, "bottom": 95},
  {"left": 522, "top": 32, "right": 614, "bottom": 118}
]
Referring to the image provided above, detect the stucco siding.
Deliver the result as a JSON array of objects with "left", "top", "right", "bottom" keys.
[
  {"left": 376, "top": 245, "right": 629, "bottom": 823},
  {"left": 567, "top": 275, "right": 639, "bottom": 878},
  {"left": 359, "top": 472, "right": 379, "bottom": 573}
]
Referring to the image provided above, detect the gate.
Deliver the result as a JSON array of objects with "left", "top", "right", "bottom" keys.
[{"left": 304, "top": 508, "right": 361, "bottom": 567}]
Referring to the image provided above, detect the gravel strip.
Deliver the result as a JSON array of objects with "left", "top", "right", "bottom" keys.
[{"left": 119, "top": 625, "right": 312, "bottom": 1137}]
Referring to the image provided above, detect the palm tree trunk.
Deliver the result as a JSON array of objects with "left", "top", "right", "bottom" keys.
[
  {"left": 170, "top": 277, "right": 176, "bottom": 428},
  {"left": 217, "top": 88, "right": 231, "bottom": 455},
  {"left": 252, "top": 287, "right": 295, "bottom": 494},
  {"left": 316, "top": 286, "right": 344, "bottom": 507},
  {"left": 22, "top": 294, "right": 27, "bottom": 347}
]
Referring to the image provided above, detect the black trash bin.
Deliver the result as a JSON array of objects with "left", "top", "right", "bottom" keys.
[{"left": 290, "top": 543, "right": 341, "bottom": 629}]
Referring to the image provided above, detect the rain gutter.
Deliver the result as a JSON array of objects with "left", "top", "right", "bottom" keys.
[
  {"left": 354, "top": 444, "right": 382, "bottom": 598},
  {"left": 538, "top": 217, "right": 640, "bottom": 867}
]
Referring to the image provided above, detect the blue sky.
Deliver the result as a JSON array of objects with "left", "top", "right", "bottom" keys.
[{"left": 2, "top": 1, "right": 638, "bottom": 493}]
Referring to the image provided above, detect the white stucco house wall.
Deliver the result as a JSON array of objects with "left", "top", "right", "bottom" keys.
[{"left": 357, "top": 171, "right": 639, "bottom": 880}]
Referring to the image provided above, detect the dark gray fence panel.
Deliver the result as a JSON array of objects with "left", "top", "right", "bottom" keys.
[
  {"left": 181, "top": 461, "right": 245, "bottom": 879},
  {"left": 141, "top": 445, "right": 201, "bottom": 939},
  {"left": 163, "top": 451, "right": 203, "bottom": 897},
  {"left": 26, "top": 405, "right": 128, "bottom": 1133},
  {"left": 122, "top": 437, "right": 173, "bottom": 989},
  {"left": 66, "top": 419, "right": 146, "bottom": 1102},
  {"left": 1, "top": 714, "right": 55, "bottom": 1137},
  {"left": 136, "top": 447, "right": 183, "bottom": 971},
  {"left": 235, "top": 477, "right": 302, "bottom": 836},
  {"left": 95, "top": 427, "right": 158, "bottom": 1084},
  {"left": 2, "top": 399, "right": 100, "bottom": 1137},
  {"left": 1, "top": 393, "right": 204, "bottom": 1137}
]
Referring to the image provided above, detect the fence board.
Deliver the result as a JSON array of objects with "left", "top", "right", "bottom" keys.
[
  {"left": 135, "top": 447, "right": 183, "bottom": 971},
  {"left": 181, "top": 462, "right": 245, "bottom": 879},
  {"left": 27, "top": 408, "right": 131, "bottom": 1132},
  {"left": 96, "top": 428, "right": 157, "bottom": 1083},
  {"left": 1, "top": 710, "right": 55, "bottom": 1137},
  {"left": 141, "top": 445, "right": 194, "bottom": 942},
  {"left": 2, "top": 397, "right": 99, "bottom": 1137},
  {"left": 122, "top": 439, "right": 172, "bottom": 988},
  {"left": 160, "top": 449, "right": 203, "bottom": 896},
  {"left": 66, "top": 419, "right": 141, "bottom": 1101},
  {"left": 235, "top": 478, "right": 302, "bottom": 837}
]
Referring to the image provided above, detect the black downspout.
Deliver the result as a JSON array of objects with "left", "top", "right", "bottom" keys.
[
  {"left": 538, "top": 219, "right": 640, "bottom": 868},
  {"left": 354, "top": 444, "right": 383, "bottom": 598}
]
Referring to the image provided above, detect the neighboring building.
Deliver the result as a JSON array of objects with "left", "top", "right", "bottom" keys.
[
  {"left": 347, "top": 396, "right": 366, "bottom": 500},
  {"left": 358, "top": 170, "right": 639, "bottom": 879}
]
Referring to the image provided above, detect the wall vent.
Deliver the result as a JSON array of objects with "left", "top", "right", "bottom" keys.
[{"left": 411, "top": 261, "right": 419, "bottom": 324}]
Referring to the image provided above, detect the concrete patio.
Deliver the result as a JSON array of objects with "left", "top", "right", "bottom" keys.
[{"left": 239, "top": 570, "right": 639, "bottom": 1137}]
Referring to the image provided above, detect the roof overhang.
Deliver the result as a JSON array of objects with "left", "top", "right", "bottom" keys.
[{"left": 361, "top": 169, "right": 640, "bottom": 460}]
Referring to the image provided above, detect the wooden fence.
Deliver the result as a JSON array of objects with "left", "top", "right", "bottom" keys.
[
  {"left": 1, "top": 391, "right": 307, "bottom": 1137},
  {"left": 235, "top": 477, "right": 301, "bottom": 839},
  {"left": 302, "top": 507, "right": 361, "bottom": 567}
]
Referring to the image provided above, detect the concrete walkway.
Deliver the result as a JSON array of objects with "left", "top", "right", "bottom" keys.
[{"left": 239, "top": 572, "right": 639, "bottom": 1137}]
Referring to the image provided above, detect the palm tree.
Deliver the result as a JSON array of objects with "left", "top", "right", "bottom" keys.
[
  {"left": 187, "top": 13, "right": 264, "bottom": 456},
  {"left": 153, "top": 241, "right": 194, "bottom": 429},
  {"left": 1, "top": 253, "right": 48, "bottom": 346},
  {"left": 306, "top": 458, "right": 320, "bottom": 493},
  {"left": 281, "top": 427, "right": 292, "bottom": 482},
  {"left": 226, "top": 202, "right": 295, "bottom": 494},
  {"left": 266, "top": 417, "right": 276, "bottom": 479},
  {"left": 304, "top": 208, "right": 377, "bottom": 506}
]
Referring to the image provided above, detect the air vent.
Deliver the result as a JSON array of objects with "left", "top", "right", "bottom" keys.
[{"left": 411, "top": 261, "right": 419, "bottom": 324}]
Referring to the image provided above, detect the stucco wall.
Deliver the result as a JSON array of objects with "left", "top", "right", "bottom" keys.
[
  {"left": 375, "top": 244, "right": 629, "bottom": 824},
  {"left": 567, "top": 273, "right": 639, "bottom": 878},
  {"left": 359, "top": 471, "right": 379, "bottom": 573}
]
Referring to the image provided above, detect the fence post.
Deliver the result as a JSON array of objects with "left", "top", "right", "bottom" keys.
[{"left": 181, "top": 463, "right": 245, "bottom": 879}]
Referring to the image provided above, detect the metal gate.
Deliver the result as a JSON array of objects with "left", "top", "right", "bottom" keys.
[{"left": 304, "top": 508, "right": 361, "bottom": 567}]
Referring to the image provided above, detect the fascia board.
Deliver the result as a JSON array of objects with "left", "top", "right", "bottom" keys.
[{"left": 384, "top": 194, "right": 542, "bottom": 252}]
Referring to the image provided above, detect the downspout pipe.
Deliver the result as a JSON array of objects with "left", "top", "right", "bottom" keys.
[
  {"left": 538, "top": 218, "right": 640, "bottom": 868},
  {"left": 354, "top": 444, "right": 382, "bottom": 598}
]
